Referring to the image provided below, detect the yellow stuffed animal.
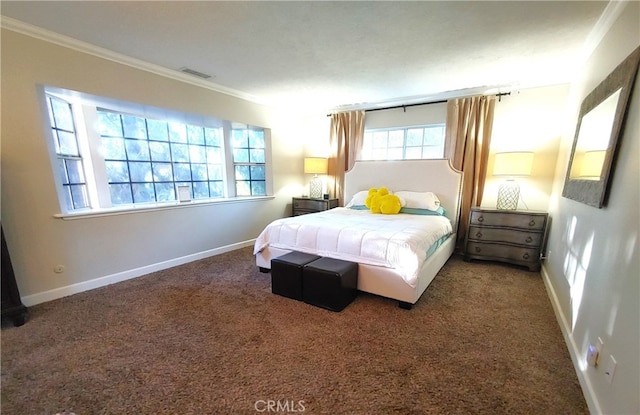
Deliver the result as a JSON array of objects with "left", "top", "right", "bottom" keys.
[
  {"left": 364, "top": 188, "right": 379, "bottom": 209},
  {"left": 364, "top": 187, "right": 400, "bottom": 214},
  {"left": 379, "top": 194, "right": 402, "bottom": 214},
  {"left": 365, "top": 187, "right": 388, "bottom": 213}
]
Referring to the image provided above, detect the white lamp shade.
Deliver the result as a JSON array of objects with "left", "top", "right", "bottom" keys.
[
  {"left": 304, "top": 157, "right": 328, "bottom": 174},
  {"left": 493, "top": 152, "right": 534, "bottom": 176}
]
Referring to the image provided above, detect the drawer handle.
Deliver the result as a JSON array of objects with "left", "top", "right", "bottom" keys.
[
  {"left": 525, "top": 236, "right": 533, "bottom": 243},
  {"left": 475, "top": 232, "right": 483, "bottom": 238},
  {"left": 529, "top": 220, "right": 536, "bottom": 227},
  {"left": 522, "top": 253, "right": 530, "bottom": 260},
  {"left": 475, "top": 247, "right": 482, "bottom": 253},
  {"left": 477, "top": 216, "right": 484, "bottom": 223}
]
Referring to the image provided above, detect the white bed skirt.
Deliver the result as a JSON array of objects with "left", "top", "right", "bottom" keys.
[{"left": 256, "top": 234, "right": 455, "bottom": 305}]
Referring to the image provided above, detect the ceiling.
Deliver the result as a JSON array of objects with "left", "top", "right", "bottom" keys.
[{"left": 1, "top": 1, "right": 609, "bottom": 113}]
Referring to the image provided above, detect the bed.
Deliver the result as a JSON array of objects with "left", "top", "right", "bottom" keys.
[{"left": 254, "top": 159, "right": 463, "bottom": 309}]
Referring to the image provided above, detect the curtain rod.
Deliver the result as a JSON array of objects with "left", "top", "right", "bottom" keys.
[{"left": 326, "top": 92, "right": 511, "bottom": 117}]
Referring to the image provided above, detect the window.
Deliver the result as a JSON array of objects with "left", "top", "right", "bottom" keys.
[
  {"left": 231, "top": 127, "right": 266, "bottom": 196},
  {"left": 97, "top": 110, "right": 225, "bottom": 204},
  {"left": 46, "top": 95, "right": 90, "bottom": 210},
  {"left": 43, "top": 88, "right": 271, "bottom": 214},
  {"left": 360, "top": 124, "right": 445, "bottom": 160}
]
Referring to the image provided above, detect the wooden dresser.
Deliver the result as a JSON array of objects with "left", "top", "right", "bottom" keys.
[
  {"left": 292, "top": 197, "right": 338, "bottom": 216},
  {"left": 464, "top": 207, "right": 548, "bottom": 271}
]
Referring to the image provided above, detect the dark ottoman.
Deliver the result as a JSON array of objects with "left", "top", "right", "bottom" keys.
[
  {"left": 271, "top": 251, "right": 321, "bottom": 301},
  {"left": 303, "top": 257, "right": 358, "bottom": 311}
]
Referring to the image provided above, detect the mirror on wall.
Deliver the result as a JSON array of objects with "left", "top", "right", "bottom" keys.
[
  {"left": 568, "top": 88, "right": 621, "bottom": 181},
  {"left": 562, "top": 46, "right": 640, "bottom": 208}
]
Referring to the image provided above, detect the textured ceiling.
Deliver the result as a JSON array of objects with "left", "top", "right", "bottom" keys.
[{"left": 1, "top": 1, "right": 609, "bottom": 113}]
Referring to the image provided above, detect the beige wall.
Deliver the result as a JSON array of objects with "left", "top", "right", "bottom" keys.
[
  {"left": 483, "top": 85, "right": 568, "bottom": 212},
  {"left": 364, "top": 102, "right": 447, "bottom": 130},
  {"left": 1, "top": 29, "right": 304, "bottom": 304},
  {"left": 360, "top": 86, "right": 568, "bottom": 213},
  {"left": 543, "top": 2, "right": 639, "bottom": 414}
]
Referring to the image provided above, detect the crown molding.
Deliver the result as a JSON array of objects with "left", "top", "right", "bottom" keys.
[
  {"left": 581, "top": 0, "right": 628, "bottom": 62},
  {"left": 0, "top": 16, "right": 267, "bottom": 106}
]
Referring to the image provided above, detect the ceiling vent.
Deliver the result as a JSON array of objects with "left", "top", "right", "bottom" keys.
[{"left": 179, "top": 67, "right": 213, "bottom": 79}]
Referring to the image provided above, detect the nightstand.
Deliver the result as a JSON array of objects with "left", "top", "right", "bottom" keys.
[
  {"left": 292, "top": 197, "right": 338, "bottom": 216},
  {"left": 464, "top": 207, "right": 548, "bottom": 271}
]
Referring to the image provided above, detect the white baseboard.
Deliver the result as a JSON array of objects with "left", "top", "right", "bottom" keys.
[
  {"left": 21, "top": 239, "right": 255, "bottom": 307},
  {"left": 541, "top": 263, "right": 601, "bottom": 415}
]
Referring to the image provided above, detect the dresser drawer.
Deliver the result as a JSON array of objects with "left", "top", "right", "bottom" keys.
[
  {"left": 468, "top": 225, "right": 542, "bottom": 247},
  {"left": 466, "top": 242, "right": 540, "bottom": 264},
  {"left": 292, "top": 198, "right": 338, "bottom": 216},
  {"left": 465, "top": 208, "right": 548, "bottom": 271},
  {"left": 293, "top": 199, "right": 324, "bottom": 210},
  {"left": 469, "top": 210, "right": 546, "bottom": 231}
]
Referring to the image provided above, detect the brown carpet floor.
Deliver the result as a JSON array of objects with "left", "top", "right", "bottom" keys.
[{"left": 1, "top": 247, "right": 588, "bottom": 415}]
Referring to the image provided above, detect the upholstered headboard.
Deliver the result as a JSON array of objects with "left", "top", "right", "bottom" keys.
[{"left": 344, "top": 159, "right": 463, "bottom": 231}]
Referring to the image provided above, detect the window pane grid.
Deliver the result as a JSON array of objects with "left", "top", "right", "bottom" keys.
[
  {"left": 48, "top": 96, "right": 90, "bottom": 210},
  {"left": 232, "top": 128, "right": 266, "bottom": 196},
  {"left": 98, "top": 109, "right": 224, "bottom": 204},
  {"left": 44, "top": 90, "right": 270, "bottom": 213},
  {"left": 361, "top": 124, "right": 445, "bottom": 161}
]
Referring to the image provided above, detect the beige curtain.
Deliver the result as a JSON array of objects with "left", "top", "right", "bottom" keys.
[
  {"left": 445, "top": 96, "right": 496, "bottom": 247},
  {"left": 328, "top": 111, "right": 365, "bottom": 205}
]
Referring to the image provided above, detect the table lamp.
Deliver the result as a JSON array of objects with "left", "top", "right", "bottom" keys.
[
  {"left": 493, "top": 152, "right": 534, "bottom": 210},
  {"left": 304, "top": 157, "right": 328, "bottom": 198}
]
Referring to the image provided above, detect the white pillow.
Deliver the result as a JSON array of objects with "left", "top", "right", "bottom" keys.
[
  {"left": 394, "top": 191, "right": 440, "bottom": 211},
  {"left": 345, "top": 190, "right": 369, "bottom": 207}
]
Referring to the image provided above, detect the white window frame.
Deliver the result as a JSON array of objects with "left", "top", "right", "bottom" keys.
[
  {"left": 39, "top": 86, "right": 273, "bottom": 217},
  {"left": 360, "top": 124, "right": 446, "bottom": 161},
  {"left": 229, "top": 124, "right": 269, "bottom": 197}
]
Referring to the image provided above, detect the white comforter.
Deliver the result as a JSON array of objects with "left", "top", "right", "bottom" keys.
[{"left": 253, "top": 207, "right": 452, "bottom": 287}]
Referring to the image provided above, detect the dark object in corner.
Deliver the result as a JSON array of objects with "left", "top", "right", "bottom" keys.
[
  {"left": 398, "top": 301, "right": 413, "bottom": 310},
  {"left": 1, "top": 226, "right": 28, "bottom": 327}
]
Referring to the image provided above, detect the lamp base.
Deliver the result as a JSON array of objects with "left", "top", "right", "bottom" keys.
[
  {"left": 497, "top": 180, "right": 520, "bottom": 210},
  {"left": 309, "top": 175, "right": 322, "bottom": 199}
]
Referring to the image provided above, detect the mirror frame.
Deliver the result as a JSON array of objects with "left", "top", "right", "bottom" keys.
[{"left": 562, "top": 46, "right": 640, "bottom": 208}]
